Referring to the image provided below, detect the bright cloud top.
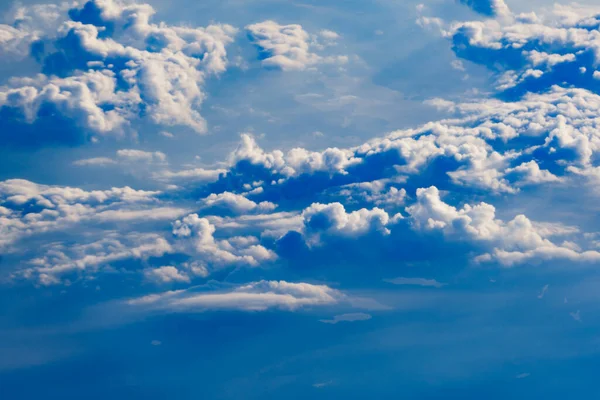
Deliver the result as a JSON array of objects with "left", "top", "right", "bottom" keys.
[
  {"left": 126, "top": 280, "right": 344, "bottom": 312},
  {"left": 0, "top": 0, "right": 237, "bottom": 144},
  {"left": 246, "top": 20, "right": 347, "bottom": 71}
]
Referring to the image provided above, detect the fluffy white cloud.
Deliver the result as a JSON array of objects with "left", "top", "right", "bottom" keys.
[
  {"left": 436, "top": 2, "right": 600, "bottom": 97},
  {"left": 246, "top": 20, "right": 346, "bottom": 71},
  {"left": 407, "top": 186, "right": 600, "bottom": 266},
  {"left": 1, "top": 70, "right": 137, "bottom": 135},
  {"left": 0, "top": 0, "right": 237, "bottom": 139},
  {"left": 127, "top": 280, "right": 344, "bottom": 312},
  {"left": 333, "top": 180, "right": 407, "bottom": 208},
  {"left": 144, "top": 266, "right": 190, "bottom": 284},
  {"left": 172, "top": 213, "right": 277, "bottom": 269},
  {"left": 505, "top": 161, "right": 562, "bottom": 185},
  {"left": 6, "top": 1, "right": 600, "bottom": 293},
  {"left": 0, "top": 2, "right": 70, "bottom": 59},
  {"left": 224, "top": 78, "right": 600, "bottom": 194},
  {"left": 201, "top": 192, "right": 277, "bottom": 215},
  {"left": 230, "top": 133, "right": 362, "bottom": 177},
  {"left": 302, "top": 202, "right": 400, "bottom": 239}
]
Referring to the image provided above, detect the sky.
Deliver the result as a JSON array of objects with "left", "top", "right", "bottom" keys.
[{"left": 2, "top": 0, "right": 600, "bottom": 398}]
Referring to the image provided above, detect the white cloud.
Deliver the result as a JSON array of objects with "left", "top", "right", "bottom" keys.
[
  {"left": 152, "top": 167, "right": 225, "bottom": 184},
  {"left": 302, "top": 202, "right": 400, "bottom": 239},
  {"left": 319, "top": 29, "right": 340, "bottom": 41},
  {"left": 505, "top": 161, "right": 562, "bottom": 186},
  {"left": 0, "top": 2, "right": 70, "bottom": 59},
  {"left": 0, "top": 0, "right": 238, "bottom": 138},
  {"left": 25, "top": 232, "right": 173, "bottom": 284},
  {"left": 319, "top": 312, "right": 371, "bottom": 324},
  {"left": 384, "top": 277, "right": 446, "bottom": 288},
  {"left": 333, "top": 180, "right": 407, "bottom": 208},
  {"left": 0, "top": 179, "right": 180, "bottom": 252},
  {"left": 172, "top": 213, "right": 277, "bottom": 270},
  {"left": 127, "top": 280, "right": 344, "bottom": 312},
  {"left": 438, "top": 3, "right": 600, "bottom": 96},
  {"left": 570, "top": 310, "right": 581, "bottom": 322},
  {"left": 201, "top": 192, "right": 277, "bottom": 215},
  {"left": 144, "top": 266, "right": 190, "bottom": 284},
  {"left": 246, "top": 21, "right": 345, "bottom": 71},
  {"left": 73, "top": 157, "right": 118, "bottom": 167},
  {"left": 1, "top": 70, "right": 136, "bottom": 135},
  {"left": 537, "top": 284, "right": 549, "bottom": 299},
  {"left": 230, "top": 133, "right": 361, "bottom": 177},
  {"left": 117, "top": 149, "right": 167, "bottom": 164},
  {"left": 407, "top": 186, "right": 600, "bottom": 266}
]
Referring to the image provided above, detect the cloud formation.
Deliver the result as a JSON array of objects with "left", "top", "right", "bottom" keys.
[
  {"left": 0, "top": 0, "right": 237, "bottom": 145},
  {"left": 320, "top": 312, "right": 372, "bottom": 324},
  {"left": 126, "top": 280, "right": 344, "bottom": 312},
  {"left": 3, "top": 1, "right": 600, "bottom": 296},
  {"left": 458, "top": 0, "right": 510, "bottom": 17},
  {"left": 407, "top": 186, "right": 600, "bottom": 266},
  {"left": 246, "top": 20, "right": 346, "bottom": 71}
]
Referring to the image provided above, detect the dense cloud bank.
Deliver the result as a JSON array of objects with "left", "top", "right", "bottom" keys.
[{"left": 1, "top": 1, "right": 600, "bottom": 321}]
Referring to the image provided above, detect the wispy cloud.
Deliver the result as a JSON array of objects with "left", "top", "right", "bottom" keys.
[
  {"left": 384, "top": 277, "right": 446, "bottom": 288},
  {"left": 319, "top": 313, "right": 372, "bottom": 324}
]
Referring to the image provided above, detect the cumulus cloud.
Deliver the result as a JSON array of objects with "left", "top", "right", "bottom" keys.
[
  {"left": 172, "top": 213, "right": 277, "bottom": 270},
  {"left": 126, "top": 280, "right": 344, "bottom": 312},
  {"left": 6, "top": 0, "right": 600, "bottom": 294},
  {"left": 0, "top": 0, "right": 237, "bottom": 145},
  {"left": 407, "top": 186, "right": 600, "bottom": 266},
  {"left": 230, "top": 133, "right": 361, "bottom": 177},
  {"left": 201, "top": 191, "right": 277, "bottom": 215},
  {"left": 441, "top": 3, "right": 600, "bottom": 98},
  {"left": 505, "top": 161, "right": 562, "bottom": 185},
  {"left": 302, "top": 202, "right": 400, "bottom": 239},
  {"left": 207, "top": 78, "right": 600, "bottom": 214},
  {"left": 143, "top": 266, "right": 190, "bottom": 284},
  {"left": 300, "top": 85, "right": 600, "bottom": 192},
  {"left": 246, "top": 21, "right": 346, "bottom": 71},
  {"left": 0, "top": 2, "right": 71, "bottom": 59},
  {"left": 331, "top": 180, "right": 407, "bottom": 208}
]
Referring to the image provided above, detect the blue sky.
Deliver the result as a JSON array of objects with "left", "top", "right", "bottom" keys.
[{"left": 2, "top": 0, "right": 600, "bottom": 398}]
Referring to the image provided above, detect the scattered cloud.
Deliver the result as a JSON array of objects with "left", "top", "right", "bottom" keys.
[
  {"left": 384, "top": 277, "right": 446, "bottom": 288},
  {"left": 537, "top": 284, "right": 549, "bottom": 299},
  {"left": 319, "top": 312, "right": 372, "bottom": 324},
  {"left": 246, "top": 21, "right": 346, "bottom": 71}
]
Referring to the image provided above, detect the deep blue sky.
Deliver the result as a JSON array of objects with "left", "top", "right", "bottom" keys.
[{"left": 2, "top": 0, "right": 600, "bottom": 398}]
